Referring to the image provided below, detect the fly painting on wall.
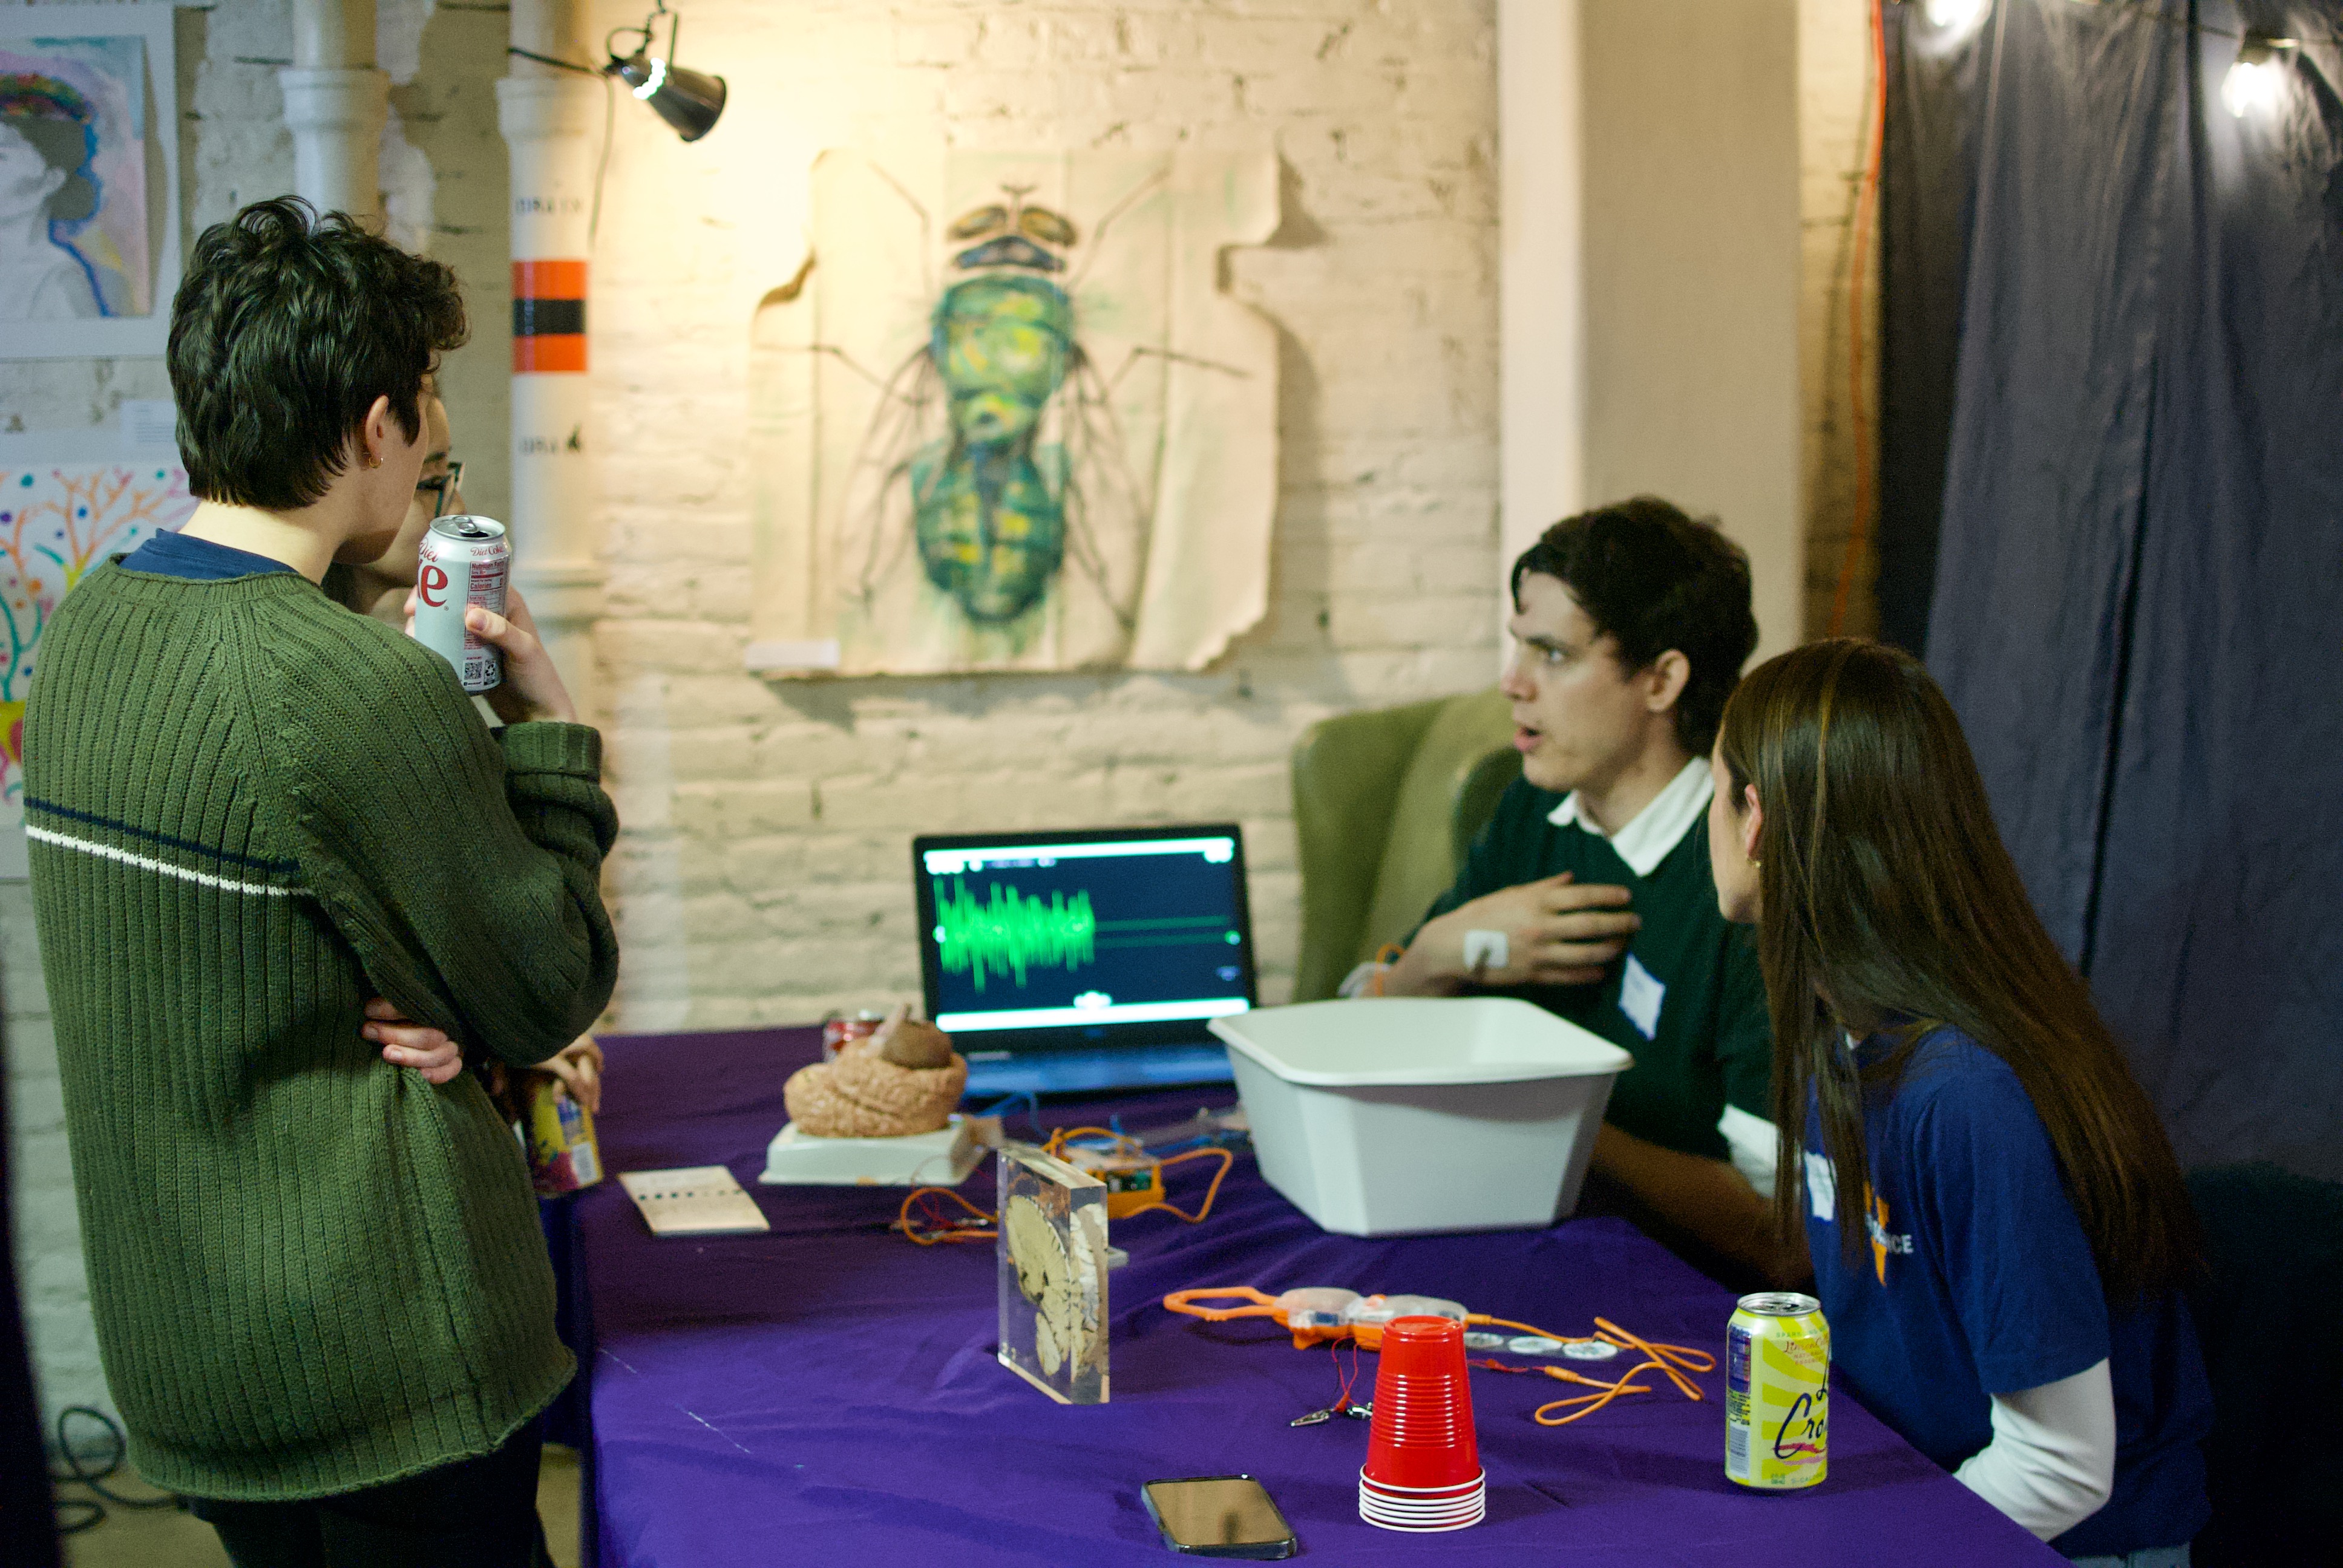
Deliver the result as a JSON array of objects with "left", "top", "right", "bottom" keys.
[
  {"left": 747, "top": 149, "right": 1279, "bottom": 676},
  {"left": 0, "top": 3, "right": 181, "bottom": 359}
]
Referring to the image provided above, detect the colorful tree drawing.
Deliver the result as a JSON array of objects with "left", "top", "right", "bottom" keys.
[{"left": 0, "top": 462, "right": 195, "bottom": 812}]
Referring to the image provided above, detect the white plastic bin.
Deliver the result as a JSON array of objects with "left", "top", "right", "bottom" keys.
[{"left": 1210, "top": 997, "right": 1632, "bottom": 1236}]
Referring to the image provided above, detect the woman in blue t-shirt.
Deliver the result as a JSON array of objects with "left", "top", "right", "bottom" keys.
[{"left": 1705, "top": 639, "right": 2211, "bottom": 1566}]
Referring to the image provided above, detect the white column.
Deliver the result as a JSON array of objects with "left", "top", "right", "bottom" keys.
[
  {"left": 1575, "top": 0, "right": 1804, "bottom": 659},
  {"left": 496, "top": 61, "right": 603, "bottom": 712},
  {"left": 1498, "top": 0, "right": 1586, "bottom": 635},
  {"left": 280, "top": 0, "right": 387, "bottom": 226}
]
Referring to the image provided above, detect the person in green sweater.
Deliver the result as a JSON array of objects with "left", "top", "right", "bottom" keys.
[
  {"left": 318, "top": 378, "right": 610, "bottom": 1122},
  {"left": 23, "top": 198, "right": 618, "bottom": 1566},
  {"left": 1378, "top": 497, "right": 1798, "bottom": 1285}
]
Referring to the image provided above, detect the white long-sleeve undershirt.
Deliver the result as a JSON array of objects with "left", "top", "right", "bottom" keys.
[{"left": 1952, "top": 1358, "right": 2117, "bottom": 1541}]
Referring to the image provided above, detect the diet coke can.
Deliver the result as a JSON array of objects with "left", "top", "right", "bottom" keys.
[{"left": 413, "top": 514, "right": 510, "bottom": 693}]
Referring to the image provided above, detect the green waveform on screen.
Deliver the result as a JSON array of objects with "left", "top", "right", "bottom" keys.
[{"left": 936, "top": 878, "right": 1097, "bottom": 992}]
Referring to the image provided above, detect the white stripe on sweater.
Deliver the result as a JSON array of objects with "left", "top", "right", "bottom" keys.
[{"left": 26, "top": 823, "right": 304, "bottom": 898}]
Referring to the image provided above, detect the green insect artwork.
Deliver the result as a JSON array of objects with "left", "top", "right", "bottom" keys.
[
  {"left": 908, "top": 194, "right": 1096, "bottom": 626},
  {"left": 749, "top": 151, "right": 1280, "bottom": 677}
]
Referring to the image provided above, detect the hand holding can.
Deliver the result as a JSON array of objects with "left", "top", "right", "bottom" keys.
[
  {"left": 412, "top": 515, "right": 510, "bottom": 693},
  {"left": 405, "top": 539, "right": 579, "bottom": 727}
]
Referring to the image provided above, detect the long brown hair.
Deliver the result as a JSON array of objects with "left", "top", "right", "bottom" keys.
[{"left": 1716, "top": 639, "right": 2197, "bottom": 1302}]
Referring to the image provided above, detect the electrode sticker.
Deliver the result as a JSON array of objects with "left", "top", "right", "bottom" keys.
[
  {"left": 1462, "top": 929, "right": 1509, "bottom": 973},
  {"left": 1561, "top": 1340, "right": 1621, "bottom": 1361},
  {"left": 1506, "top": 1336, "right": 1563, "bottom": 1356},
  {"left": 1463, "top": 1331, "right": 1507, "bottom": 1350}
]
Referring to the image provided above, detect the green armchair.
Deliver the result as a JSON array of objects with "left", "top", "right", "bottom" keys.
[{"left": 1289, "top": 688, "right": 1524, "bottom": 1002}]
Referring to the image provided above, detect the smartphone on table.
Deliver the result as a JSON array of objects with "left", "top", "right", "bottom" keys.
[{"left": 1141, "top": 1475, "right": 1298, "bottom": 1559}]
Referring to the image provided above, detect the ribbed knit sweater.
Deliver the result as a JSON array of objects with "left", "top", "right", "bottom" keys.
[{"left": 22, "top": 558, "right": 620, "bottom": 1501}]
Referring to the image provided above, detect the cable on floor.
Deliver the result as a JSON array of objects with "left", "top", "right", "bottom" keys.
[{"left": 50, "top": 1404, "right": 184, "bottom": 1534}]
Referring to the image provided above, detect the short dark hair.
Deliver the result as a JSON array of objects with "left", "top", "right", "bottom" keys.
[
  {"left": 1510, "top": 495, "right": 1759, "bottom": 757},
  {"left": 169, "top": 198, "right": 467, "bottom": 509}
]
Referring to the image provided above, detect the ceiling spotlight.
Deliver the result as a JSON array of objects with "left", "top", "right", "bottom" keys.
[
  {"left": 605, "top": 4, "right": 726, "bottom": 143},
  {"left": 2221, "top": 33, "right": 2294, "bottom": 120}
]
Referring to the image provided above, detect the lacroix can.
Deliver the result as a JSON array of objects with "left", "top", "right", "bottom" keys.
[
  {"left": 520, "top": 1074, "right": 602, "bottom": 1196},
  {"left": 413, "top": 514, "right": 510, "bottom": 693},
  {"left": 1725, "top": 1291, "right": 1828, "bottom": 1489}
]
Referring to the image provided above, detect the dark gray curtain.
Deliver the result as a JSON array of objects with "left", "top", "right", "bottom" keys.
[
  {"left": 1924, "top": 0, "right": 2343, "bottom": 1177},
  {"left": 1, "top": 1014, "right": 60, "bottom": 1566},
  {"left": 1876, "top": 4, "right": 1985, "bottom": 655}
]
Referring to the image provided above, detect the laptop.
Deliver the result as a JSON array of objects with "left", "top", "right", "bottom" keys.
[{"left": 912, "top": 824, "right": 1257, "bottom": 1096}]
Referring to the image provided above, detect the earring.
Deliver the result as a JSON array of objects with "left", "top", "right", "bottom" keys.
[
  {"left": 366, "top": 454, "right": 383, "bottom": 469},
  {"left": 1749, "top": 857, "right": 1762, "bottom": 869}
]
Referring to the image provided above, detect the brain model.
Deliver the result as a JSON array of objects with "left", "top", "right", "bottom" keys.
[{"left": 782, "top": 1019, "right": 967, "bottom": 1138}]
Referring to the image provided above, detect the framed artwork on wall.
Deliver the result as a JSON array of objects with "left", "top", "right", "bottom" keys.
[{"left": 0, "top": 2, "right": 181, "bottom": 359}]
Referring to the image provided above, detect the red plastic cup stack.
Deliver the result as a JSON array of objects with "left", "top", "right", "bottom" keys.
[{"left": 1358, "top": 1315, "right": 1484, "bottom": 1531}]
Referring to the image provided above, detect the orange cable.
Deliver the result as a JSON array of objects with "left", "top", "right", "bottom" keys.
[
  {"left": 1470, "top": 1314, "right": 1594, "bottom": 1346},
  {"left": 1533, "top": 1360, "right": 1665, "bottom": 1425},
  {"left": 1593, "top": 1316, "right": 1712, "bottom": 1401},
  {"left": 1044, "top": 1126, "right": 1129, "bottom": 1158},
  {"left": 1830, "top": 0, "right": 1890, "bottom": 635},
  {"left": 905, "top": 1129, "right": 1233, "bottom": 1246},
  {"left": 1140, "top": 1148, "right": 1236, "bottom": 1224},
  {"left": 896, "top": 1184, "right": 995, "bottom": 1245}
]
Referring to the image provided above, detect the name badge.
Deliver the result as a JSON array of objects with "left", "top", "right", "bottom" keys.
[
  {"left": 1806, "top": 1152, "right": 1838, "bottom": 1221},
  {"left": 1618, "top": 953, "right": 1664, "bottom": 1040}
]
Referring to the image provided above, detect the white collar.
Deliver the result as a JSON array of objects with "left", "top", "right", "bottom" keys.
[{"left": 1547, "top": 755, "right": 1713, "bottom": 877}]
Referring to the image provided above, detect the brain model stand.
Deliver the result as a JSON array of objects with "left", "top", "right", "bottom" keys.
[{"left": 995, "top": 1143, "right": 1110, "bottom": 1404}]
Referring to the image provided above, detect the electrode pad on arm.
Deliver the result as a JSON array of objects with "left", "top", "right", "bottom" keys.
[{"left": 1461, "top": 930, "right": 1509, "bottom": 974}]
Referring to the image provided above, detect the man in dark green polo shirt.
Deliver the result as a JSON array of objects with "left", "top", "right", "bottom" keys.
[{"left": 1380, "top": 496, "right": 1797, "bottom": 1284}]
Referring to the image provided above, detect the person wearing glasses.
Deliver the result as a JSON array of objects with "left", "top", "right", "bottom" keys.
[
  {"left": 322, "top": 375, "right": 464, "bottom": 622},
  {"left": 322, "top": 384, "right": 606, "bottom": 1120}
]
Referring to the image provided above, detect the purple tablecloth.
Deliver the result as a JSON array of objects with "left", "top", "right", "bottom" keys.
[{"left": 576, "top": 1028, "right": 2057, "bottom": 1566}]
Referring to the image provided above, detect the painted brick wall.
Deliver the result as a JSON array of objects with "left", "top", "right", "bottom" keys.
[
  {"left": 583, "top": 0, "right": 1504, "bottom": 1030},
  {"left": 1, "top": 0, "right": 1504, "bottom": 1425}
]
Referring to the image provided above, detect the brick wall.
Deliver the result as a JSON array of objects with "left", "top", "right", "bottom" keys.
[
  {"left": 1, "top": 0, "right": 1504, "bottom": 1425},
  {"left": 583, "top": 0, "right": 1505, "bottom": 1030}
]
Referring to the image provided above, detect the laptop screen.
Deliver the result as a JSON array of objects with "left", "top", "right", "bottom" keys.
[{"left": 913, "top": 825, "right": 1256, "bottom": 1047}]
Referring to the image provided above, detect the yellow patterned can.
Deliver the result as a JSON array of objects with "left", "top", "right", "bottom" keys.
[
  {"left": 519, "top": 1074, "right": 603, "bottom": 1197},
  {"left": 1725, "top": 1291, "right": 1828, "bottom": 1489}
]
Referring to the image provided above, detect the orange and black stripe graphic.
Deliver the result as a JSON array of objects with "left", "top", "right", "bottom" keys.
[{"left": 513, "top": 260, "right": 586, "bottom": 373}]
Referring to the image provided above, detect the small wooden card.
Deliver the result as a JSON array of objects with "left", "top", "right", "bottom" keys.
[{"left": 617, "top": 1166, "right": 772, "bottom": 1237}]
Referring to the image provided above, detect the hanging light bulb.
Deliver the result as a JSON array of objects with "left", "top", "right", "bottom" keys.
[
  {"left": 604, "top": 4, "right": 727, "bottom": 142},
  {"left": 1924, "top": 0, "right": 1989, "bottom": 37},
  {"left": 2221, "top": 34, "right": 2292, "bottom": 120}
]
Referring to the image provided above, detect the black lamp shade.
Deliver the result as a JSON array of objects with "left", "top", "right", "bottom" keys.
[{"left": 609, "top": 51, "right": 726, "bottom": 142}]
